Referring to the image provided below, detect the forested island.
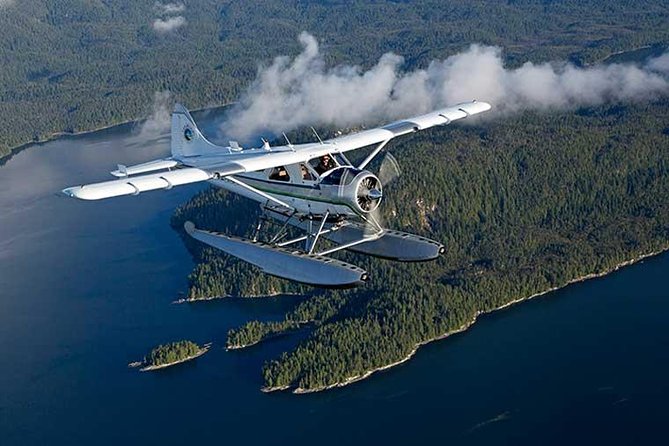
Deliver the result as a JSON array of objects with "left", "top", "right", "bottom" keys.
[
  {"left": 227, "top": 321, "right": 305, "bottom": 350},
  {"left": 130, "top": 340, "right": 210, "bottom": 371},
  {"left": 2, "top": 0, "right": 669, "bottom": 161},
  {"left": 172, "top": 97, "right": 669, "bottom": 392}
]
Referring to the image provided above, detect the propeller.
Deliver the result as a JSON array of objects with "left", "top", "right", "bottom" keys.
[
  {"left": 356, "top": 175, "right": 382, "bottom": 212},
  {"left": 363, "top": 152, "right": 401, "bottom": 236},
  {"left": 377, "top": 152, "right": 401, "bottom": 186}
]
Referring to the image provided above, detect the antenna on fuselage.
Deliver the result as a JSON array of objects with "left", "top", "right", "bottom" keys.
[
  {"left": 282, "top": 132, "right": 295, "bottom": 152},
  {"left": 310, "top": 126, "right": 324, "bottom": 145}
]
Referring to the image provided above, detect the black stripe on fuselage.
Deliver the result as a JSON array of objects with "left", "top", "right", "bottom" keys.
[{"left": 235, "top": 174, "right": 321, "bottom": 190}]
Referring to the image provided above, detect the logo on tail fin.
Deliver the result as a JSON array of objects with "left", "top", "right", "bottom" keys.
[{"left": 171, "top": 103, "right": 222, "bottom": 158}]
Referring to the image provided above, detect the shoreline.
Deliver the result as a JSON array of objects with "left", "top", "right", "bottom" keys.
[
  {"left": 227, "top": 322, "right": 309, "bottom": 351},
  {"left": 0, "top": 121, "right": 134, "bottom": 167},
  {"left": 129, "top": 342, "right": 212, "bottom": 372},
  {"left": 227, "top": 333, "right": 283, "bottom": 351},
  {"left": 1, "top": 45, "right": 659, "bottom": 166},
  {"left": 0, "top": 102, "right": 234, "bottom": 167},
  {"left": 172, "top": 292, "right": 302, "bottom": 304},
  {"left": 263, "top": 247, "right": 668, "bottom": 394}
]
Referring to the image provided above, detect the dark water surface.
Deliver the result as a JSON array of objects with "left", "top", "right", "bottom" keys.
[{"left": 1, "top": 112, "right": 667, "bottom": 445}]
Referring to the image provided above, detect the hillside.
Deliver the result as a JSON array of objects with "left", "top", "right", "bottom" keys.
[{"left": 1, "top": 0, "right": 669, "bottom": 159}]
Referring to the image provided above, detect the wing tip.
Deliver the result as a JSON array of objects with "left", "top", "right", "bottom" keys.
[
  {"left": 477, "top": 100, "right": 493, "bottom": 111},
  {"left": 62, "top": 186, "right": 85, "bottom": 200}
]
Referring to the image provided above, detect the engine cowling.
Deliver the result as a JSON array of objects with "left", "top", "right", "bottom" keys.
[{"left": 319, "top": 167, "right": 383, "bottom": 214}]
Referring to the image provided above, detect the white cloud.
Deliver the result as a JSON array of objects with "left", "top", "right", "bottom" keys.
[
  {"left": 648, "top": 52, "right": 669, "bottom": 74},
  {"left": 138, "top": 91, "right": 172, "bottom": 140},
  {"left": 223, "top": 32, "right": 669, "bottom": 141},
  {"left": 155, "top": 2, "right": 185, "bottom": 15},
  {"left": 152, "top": 16, "right": 186, "bottom": 33}
]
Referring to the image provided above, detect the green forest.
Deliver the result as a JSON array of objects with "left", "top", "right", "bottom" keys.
[
  {"left": 174, "top": 98, "right": 669, "bottom": 391},
  {"left": 1, "top": 0, "right": 669, "bottom": 160},
  {"left": 145, "top": 340, "right": 203, "bottom": 367}
]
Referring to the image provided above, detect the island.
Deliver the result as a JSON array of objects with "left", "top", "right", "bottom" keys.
[
  {"left": 227, "top": 320, "right": 305, "bottom": 350},
  {"left": 172, "top": 96, "right": 669, "bottom": 393},
  {"left": 129, "top": 340, "right": 211, "bottom": 372}
]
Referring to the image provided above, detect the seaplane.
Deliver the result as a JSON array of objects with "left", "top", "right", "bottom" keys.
[{"left": 63, "top": 101, "right": 492, "bottom": 287}]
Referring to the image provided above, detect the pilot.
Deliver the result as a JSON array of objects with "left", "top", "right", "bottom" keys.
[{"left": 315, "top": 155, "right": 335, "bottom": 174}]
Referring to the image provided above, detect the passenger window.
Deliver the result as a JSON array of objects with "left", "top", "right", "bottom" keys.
[
  {"left": 269, "top": 166, "right": 290, "bottom": 182},
  {"left": 300, "top": 164, "right": 315, "bottom": 181}
]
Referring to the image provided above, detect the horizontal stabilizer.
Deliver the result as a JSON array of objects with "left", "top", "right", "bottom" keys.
[
  {"left": 184, "top": 222, "right": 369, "bottom": 288},
  {"left": 110, "top": 159, "right": 178, "bottom": 177}
]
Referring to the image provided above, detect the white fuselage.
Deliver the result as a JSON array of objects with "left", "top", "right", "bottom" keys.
[{"left": 209, "top": 163, "right": 362, "bottom": 218}]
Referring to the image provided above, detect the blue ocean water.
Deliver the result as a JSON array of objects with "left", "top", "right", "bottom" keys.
[{"left": 0, "top": 113, "right": 667, "bottom": 445}]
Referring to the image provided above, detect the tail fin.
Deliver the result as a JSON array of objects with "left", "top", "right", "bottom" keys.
[{"left": 171, "top": 104, "right": 221, "bottom": 158}]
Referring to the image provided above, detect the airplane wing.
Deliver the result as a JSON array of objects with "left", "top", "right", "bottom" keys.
[
  {"left": 63, "top": 166, "right": 229, "bottom": 201},
  {"left": 327, "top": 100, "right": 492, "bottom": 151},
  {"left": 63, "top": 101, "right": 491, "bottom": 200},
  {"left": 199, "top": 100, "right": 492, "bottom": 174}
]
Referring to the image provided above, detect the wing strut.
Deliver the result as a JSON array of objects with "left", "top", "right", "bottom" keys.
[
  {"left": 316, "top": 231, "right": 383, "bottom": 256},
  {"left": 357, "top": 139, "right": 391, "bottom": 170},
  {"left": 226, "top": 176, "right": 293, "bottom": 210},
  {"left": 276, "top": 227, "right": 337, "bottom": 248},
  {"left": 307, "top": 211, "right": 329, "bottom": 254}
]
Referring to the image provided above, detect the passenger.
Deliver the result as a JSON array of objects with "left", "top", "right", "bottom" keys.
[
  {"left": 301, "top": 164, "right": 313, "bottom": 180},
  {"left": 315, "top": 155, "right": 335, "bottom": 174},
  {"left": 269, "top": 166, "right": 290, "bottom": 181}
]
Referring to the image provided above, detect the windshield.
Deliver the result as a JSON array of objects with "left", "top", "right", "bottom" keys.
[
  {"left": 319, "top": 167, "right": 361, "bottom": 186},
  {"left": 310, "top": 154, "right": 338, "bottom": 175}
]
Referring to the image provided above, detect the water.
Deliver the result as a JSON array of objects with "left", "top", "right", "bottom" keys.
[{"left": 1, "top": 113, "right": 668, "bottom": 445}]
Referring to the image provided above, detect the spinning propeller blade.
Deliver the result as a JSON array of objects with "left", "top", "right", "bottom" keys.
[
  {"left": 364, "top": 152, "right": 402, "bottom": 235},
  {"left": 378, "top": 152, "right": 401, "bottom": 186}
]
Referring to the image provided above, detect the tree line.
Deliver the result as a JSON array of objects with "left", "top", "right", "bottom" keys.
[
  {"left": 2, "top": 0, "right": 669, "bottom": 160},
  {"left": 145, "top": 340, "right": 202, "bottom": 367}
]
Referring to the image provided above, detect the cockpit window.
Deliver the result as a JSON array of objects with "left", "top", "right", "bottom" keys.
[
  {"left": 310, "top": 154, "right": 337, "bottom": 175},
  {"left": 268, "top": 166, "right": 290, "bottom": 182},
  {"left": 332, "top": 153, "right": 351, "bottom": 167},
  {"left": 319, "top": 167, "right": 361, "bottom": 186}
]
